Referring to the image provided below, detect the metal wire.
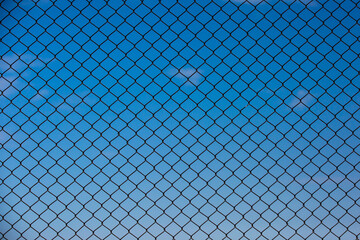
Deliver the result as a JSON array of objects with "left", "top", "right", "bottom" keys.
[{"left": 1, "top": 0, "right": 359, "bottom": 239}]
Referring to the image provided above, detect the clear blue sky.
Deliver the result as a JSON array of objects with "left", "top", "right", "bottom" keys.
[{"left": 1, "top": 0, "right": 359, "bottom": 239}]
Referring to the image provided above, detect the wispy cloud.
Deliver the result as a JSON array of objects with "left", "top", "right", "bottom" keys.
[
  {"left": 1, "top": 53, "right": 47, "bottom": 72},
  {"left": 295, "top": 174, "right": 353, "bottom": 186},
  {"left": 19, "top": 0, "right": 53, "bottom": 6},
  {"left": 1, "top": 53, "right": 49, "bottom": 98},
  {"left": 167, "top": 67, "right": 204, "bottom": 87},
  {"left": 289, "top": 89, "right": 314, "bottom": 109},
  {"left": 0, "top": 131, "right": 10, "bottom": 144},
  {"left": 226, "top": 0, "right": 265, "bottom": 5},
  {"left": 31, "top": 89, "right": 50, "bottom": 102},
  {"left": 1, "top": 55, "right": 21, "bottom": 96},
  {"left": 296, "top": 0, "right": 319, "bottom": 7},
  {"left": 227, "top": 0, "right": 318, "bottom": 6}
]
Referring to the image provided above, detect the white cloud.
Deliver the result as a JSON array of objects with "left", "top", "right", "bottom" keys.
[
  {"left": 296, "top": 0, "right": 319, "bottom": 7},
  {"left": 0, "top": 77, "right": 15, "bottom": 91},
  {"left": 289, "top": 89, "right": 314, "bottom": 109},
  {"left": 226, "top": 0, "right": 318, "bottom": 6},
  {"left": 31, "top": 89, "right": 50, "bottom": 102},
  {"left": 0, "top": 131, "right": 10, "bottom": 144},
  {"left": 295, "top": 174, "right": 349, "bottom": 186},
  {"left": 0, "top": 76, "right": 19, "bottom": 98},
  {"left": 0, "top": 53, "right": 49, "bottom": 98},
  {"left": 0, "top": 55, "right": 17, "bottom": 72},
  {"left": 20, "top": 0, "right": 52, "bottom": 6},
  {"left": 226, "top": 0, "right": 265, "bottom": 5},
  {"left": 167, "top": 67, "right": 204, "bottom": 87},
  {"left": 1, "top": 53, "right": 46, "bottom": 72}
]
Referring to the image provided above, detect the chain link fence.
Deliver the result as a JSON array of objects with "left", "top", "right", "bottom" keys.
[{"left": 1, "top": 0, "right": 359, "bottom": 239}]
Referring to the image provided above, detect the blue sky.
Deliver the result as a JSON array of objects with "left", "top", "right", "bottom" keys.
[{"left": 1, "top": 0, "right": 360, "bottom": 239}]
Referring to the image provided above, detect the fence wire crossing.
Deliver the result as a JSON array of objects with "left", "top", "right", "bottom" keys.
[{"left": 0, "top": 0, "right": 360, "bottom": 239}]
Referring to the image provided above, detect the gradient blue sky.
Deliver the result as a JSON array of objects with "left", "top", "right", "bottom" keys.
[{"left": 1, "top": 0, "right": 360, "bottom": 239}]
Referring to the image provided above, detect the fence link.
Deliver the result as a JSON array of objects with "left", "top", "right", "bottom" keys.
[{"left": 1, "top": 0, "right": 359, "bottom": 239}]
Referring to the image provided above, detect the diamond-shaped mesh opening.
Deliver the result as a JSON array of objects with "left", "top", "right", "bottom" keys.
[{"left": 1, "top": 0, "right": 359, "bottom": 239}]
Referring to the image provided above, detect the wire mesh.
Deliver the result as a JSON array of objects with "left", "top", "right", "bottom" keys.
[{"left": 0, "top": 0, "right": 359, "bottom": 239}]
